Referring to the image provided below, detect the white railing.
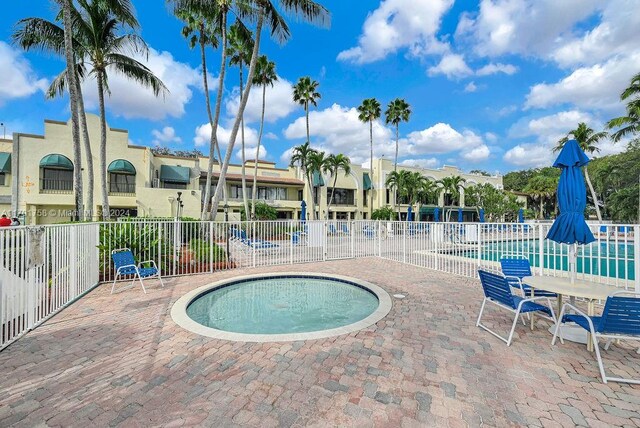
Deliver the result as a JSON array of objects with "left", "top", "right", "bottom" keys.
[{"left": 1, "top": 220, "right": 638, "bottom": 350}]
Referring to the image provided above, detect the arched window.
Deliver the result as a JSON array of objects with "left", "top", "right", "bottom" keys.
[
  {"left": 108, "top": 160, "right": 136, "bottom": 194},
  {"left": 39, "top": 154, "right": 73, "bottom": 192}
]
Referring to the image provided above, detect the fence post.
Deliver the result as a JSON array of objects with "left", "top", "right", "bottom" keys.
[
  {"left": 538, "top": 224, "right": 544, "bottom": 276},
  {"left": 403, "top": 222, "right": 407, "bottom": 264},
  {"left": 350, "top": 220, "right": 355, "bottom": 259},
  {"left": 635, "top": 225, "right": 640, "bottom": 293},
  {"left": 323, "top": 221, "right": 327, "bottom": 262},
  {"left": 290, "top": 221, "right": 294, "bottom": 265},
  {"left": 477, "top": 224, "right": 482, "bottom": 268},
  {"left": 209, "top": 222, "right": 214, "bottom": 273},
  {"left": 252, "top": 222, "right": 257, "bottom": 268},
  {"left": 69, "top": 226, "right": 78, "bottom": 298},
  {"left": 378, "top": 220, "right": 382, "bottom": 258}
]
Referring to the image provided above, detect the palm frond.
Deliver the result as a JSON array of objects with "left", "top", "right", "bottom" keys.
[{"left": 106, "top": 53, "right": 169, "bottom": 97}]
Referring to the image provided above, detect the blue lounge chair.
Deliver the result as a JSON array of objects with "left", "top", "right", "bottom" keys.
[
  {"left": 235, "top": 229, "right": 279, "bottom": 250},
  {"left": 363, "top": 225, "right": 375, "bottom": 239},
  {"left": 500, "top": 257, "right": 556, "bottom": 298},
  {"left": 552, "top": 291, "right": 640, "bottom": 384},
  {"left": 111, "top": 248, "right": 164, "bottom": 294},
  {"left": 341, "top": 223, "right": 350, "bottom": 234},
  {"left": 328, "top": 224, "right": 339, "bottom": 235},
  {"left": 477, "top": 270, "right": 557, "bottom": 346}
]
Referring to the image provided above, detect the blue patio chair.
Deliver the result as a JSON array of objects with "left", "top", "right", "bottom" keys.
[
  {"left": 290, "top": 231, "right": 302, "bottom": 245},
  {"left": 328, "top": 224, "right": 339, "bottom": 235},
  {"left": 552, "top": 291, "right": 640, "bottom": 384},
  {"left": 500, "top": 256, "right": 556, "bottom": 298},
  {"left": 236, "top": 229, "right": 279, "bottom": 251},
  {"left": 477, "top": 270, "right": 557, "bottom": 346},
  {"left": 363, "top": 225, "right": 375, "bottom": 239},
  {"left": 341, "top": 223, "right": 350, "bottom": 234},
  {"left": 111, "top": 248, "right": 164, "bottom": 294}
]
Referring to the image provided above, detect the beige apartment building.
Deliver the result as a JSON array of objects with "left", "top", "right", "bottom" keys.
[{"left": 1, "top": 115, "right": 503, "bottom": 224}]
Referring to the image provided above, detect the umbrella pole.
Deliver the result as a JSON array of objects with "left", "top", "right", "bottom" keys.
[{"left": 569, "top": 243, "right": 576, "bottom": 285}]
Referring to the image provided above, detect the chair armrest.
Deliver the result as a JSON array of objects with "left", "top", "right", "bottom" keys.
[
  {"left": 116, "top": 264, "right": 138, "bottom": 273},
  {"left": 559, "top": 303, "right": 596, "bottom": 331},
  {"left": 522, "top": 296, "right": 553, "bottom": 304},
  {"left": 503, "top": 275, "right": 524, "bottom": 292},
  {"left": 138, "top": 260, "right": 158, "bottom": 269}
]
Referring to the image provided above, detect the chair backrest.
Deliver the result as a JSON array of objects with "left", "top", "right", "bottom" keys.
[
  {"left": 598, "top": 291, "right": 640, "bottom": 335},
  {"left": 342, "top": 224, "right": 349, "bottom": 233},
  {"left": 500, "top": 257, "right": 532, "bottom": 279},
  {"left": 112, "top": 249, "right": 135, "bottom": 268},
  {"left": 478, "top": 270, "right": 516, "bottom": 309},
  {"left": 329, "top": 224, "right": 337, "bottom": 233}
]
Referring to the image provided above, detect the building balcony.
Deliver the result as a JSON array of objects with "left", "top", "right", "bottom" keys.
[
  {"left": 40, "top": 179, "right": 73, "bottom": 194},
  {"left": 108, "top": 183, "right": 136, "bottom": 196}
]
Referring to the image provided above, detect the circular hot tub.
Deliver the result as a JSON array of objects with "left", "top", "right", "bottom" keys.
[{"left": 170, "top": 273, "right": 392, "bottom": 342}]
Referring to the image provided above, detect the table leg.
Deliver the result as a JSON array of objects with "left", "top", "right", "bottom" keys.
[
  {"left": 530, "top": 288, "right": 535, "bottom": 331},
  {"left": 587, "top": 300, "right": 594, "bottom": 352}
]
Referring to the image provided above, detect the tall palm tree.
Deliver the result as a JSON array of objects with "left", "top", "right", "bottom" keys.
[
  {"left": 251, "top": 55, "right": 277, "bottom": 218},
  {"left": 439, "top": 176, "right": 466, "bottom": 206},
  {"left": 293, "top": 76, "right": 321, "bottom": 146},
  {"left": 322, "top": 153, "right": 351, "bottom": 218},
  {"left": 227, "top": 21, "right": 254, "bottom": 217},
  {"left": 524, "top": 176, "right": 557, "bottom": 219},
  {"left": 47, "top": 0, "right": 167, "bottom": 220},
  {"left": 607, "top": 72, "right": 640, "bottom": 143},
  {"left": 556, "top": 122, "right": 608, "bottom": 221},
  {"left": 357, "top": 98, "right": 381, "bottom": 215},
  {"left": 418, "top": 178, "right": 440, "bottom": 206},
  {"left": 289, "top": 142, "right": 317, "bottom": 220},
  {"left": 206, "top": 0, "right": 330, "bottom": 219},
  {"left": 385, "top": 170, "right": 402, "bottom": 214},
  {"left": 385, "top": 98, "right": 411, "bottom": 216},
  {"left": 306, "top": 150, "right": 328, "bottom": 220}
]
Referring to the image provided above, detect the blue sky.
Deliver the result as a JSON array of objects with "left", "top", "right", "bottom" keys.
[{"left": 1, "top": 0, "right": 638, "bottom": 173}]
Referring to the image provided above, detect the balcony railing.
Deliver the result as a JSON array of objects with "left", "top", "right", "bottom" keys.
[
  {"left": 109, "top": 183, "right": 136, "bottom": 195},
  {"left": 40, "top": 178, "right": 73, "bottom": 194}
]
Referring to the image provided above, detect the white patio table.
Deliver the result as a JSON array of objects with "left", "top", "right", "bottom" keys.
[{"left": 525, "top": 276, "right": 620, "bottom": 351}]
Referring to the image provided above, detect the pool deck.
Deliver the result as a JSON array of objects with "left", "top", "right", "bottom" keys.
[{"left": 1, "top": 258, "right": 639, "bottom": 427}]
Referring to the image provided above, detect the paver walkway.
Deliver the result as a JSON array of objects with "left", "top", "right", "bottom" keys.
[{"left": 1, "top": 258, "right": 639, "bottom": 427}]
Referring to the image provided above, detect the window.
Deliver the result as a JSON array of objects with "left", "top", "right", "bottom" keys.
[
  {"left": 0, "top": 173, "right": 4, "bottom": 186},
  {"left": 41, "top": 168, "right": 73, "bottom": 192},
  {"left": 257, "top": 187, "right": 286, "bottom": 201},
  {"left": 298, "top": 190, "right": 303, "bottom": 201},
  {"left": 328, "top": 188, "right": 355, "bottom": 205},
  {"left": 162, "top": 181, "right": 187, "bottom": 190},
  {"left": 109, "top": 173, "right": 135, "bottom": 194},
  {"left": 386, "top": 189, "right": 390, "bottom": 204},
  {"left": 363, "top": 190, "right": 368, "bottom": 206}
]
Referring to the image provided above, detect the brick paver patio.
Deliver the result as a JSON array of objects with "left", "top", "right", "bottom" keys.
[{"left": 1, "top": 258, "right": 639, "bottom": 427}]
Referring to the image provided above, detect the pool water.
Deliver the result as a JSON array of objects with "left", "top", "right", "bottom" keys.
[
  {"left": 186, "top": 276, "right": 380, "bottom": 334},
  {"left": 465, "top": 240, "right": 635, "bottom": 280}
]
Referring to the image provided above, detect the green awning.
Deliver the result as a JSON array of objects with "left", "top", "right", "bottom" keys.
[
  {"left": 419, "top": 206, "right": 438, "bottom": 214},
  {"left": 108, "top": 159, "right": 136, "bottom": 174},
  {"left": 0, "top": 153, "right": 10, "bottom": 173},
  {"left": 363, "top": 173, "right": 373, "bottom": 190},
  {"left": 39, "top": 154, "right": 73, "bottom": 170},
  {"left": 160, "top": 165, "right": 190, "bottom": 184},
  {"left": 312, "top": 170, "right": 325, "bottom": 187}
]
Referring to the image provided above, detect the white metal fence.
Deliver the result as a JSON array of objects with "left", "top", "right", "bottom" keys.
[{"left": 1, "top": 220, "right": 638, "bottom": 349}]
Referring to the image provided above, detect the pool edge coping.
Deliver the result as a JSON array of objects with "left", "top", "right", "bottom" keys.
[{"left": 170, "top": 272, "right": 393, "bottom": 343}]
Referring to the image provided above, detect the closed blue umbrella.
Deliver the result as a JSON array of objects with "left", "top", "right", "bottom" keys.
[
  {"left": 518, "top": 208, "right": 524, "bottom": 223},
  {"left": 458, "top": 208, "right": 463, "bottom": 222},
  {"left": 300, "top": 200, "right": 307, "bottom": 222},
  {"left": 479, "top": 208, "right": 485, "bottom": 223},
  {"left": 546, "top": 140, "right": 595, "bottom": 245},
  {"left": 407, "top": 206, "right": 413, "bottom": 222},
  {"left": 434, "top": 207, "right": 440, "bottom": 222}
]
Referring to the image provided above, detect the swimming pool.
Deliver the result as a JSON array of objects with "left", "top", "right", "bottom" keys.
[
  {"left": 464, "top": 240, "right": 636, "bottom": 280},
  {"left": 171, "top": 273, "right": 392, "bottom": 342}
]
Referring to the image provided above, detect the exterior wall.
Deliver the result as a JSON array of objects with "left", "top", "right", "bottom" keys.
[{"left": 9, "top": 116, "right": 505, "bottom": 224}]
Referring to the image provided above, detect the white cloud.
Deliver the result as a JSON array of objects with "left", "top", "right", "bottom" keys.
[
  {"left": 236, "top": 144, "right": 267, "bottom": 162},
  {"left": 194, "top": 122, "right": 259, "bottom": 149},
  {"left": 456, "top": 0, "right": 602, "bottom": 59},
  {"left": 476, "top": 62, "right": 518, "bottom": 76},
  {"left": 0, "top": 42, "right": 49, "bottom": 105},
  {"left": 464, "top": 82, "right": 478, "bottom": 93},
  {"left": 225, "top": 76, "right": 297, "bottom": 124},
  {"left": 406, "top": 123, "right": 483, "bottom": 155},
  {"left": 462, "top": 144, "right": 490, "bottom": 161},
  {"left": 428, "top": 54, "right": 473, "bottom": 79},
  {"left": 151, "top": 126, "right": 181, "bottom": 146},
  {"left": 82, "top": 47, "right": 206, "bottom": 120},
  {"left": 484, "top": 132, "right": 498, "bottom": 143},
  {"left": 525, "top": 53, "right": 640, "bottom": 111},
  {"left": 399, "top": 158, "right": 439, "bottom": 169},
  {"left": 337, "top": 0, "right": 454, "bottom": 64},
  {"left": 503, "top": 144, "right": 553, "bottom": 167}
]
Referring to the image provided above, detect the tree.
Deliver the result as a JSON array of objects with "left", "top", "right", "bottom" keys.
[
  {"left": 251, "top": 55, "right": 277, "bottom": 218},
  {"left": 293, "top": 76, "right": 321, "bottom": 147},
  {"left": 357, "top": 98, "right": 381, "bottom": 215},
  {"left": 322, "top": 153, "right": 351, "bottom": 218},
  {"left": 465, "top": 183, "right": 524, "bottom": 221},
  {"left": 385, "top": 98, "right": 411, "bottom": 216},
  {"left": 227, "top": 21, "right": 254, "bottom": 217},
  {"left": 524, "top": 175, "right": 557, "bottom": 219},
  {"left": 46, "top": 0, "right": 167, "bottom": 220},
  {"left": 608, "top": 72, "right": 640, "bottom": 142},
  {"left": 556, "top": 122, "right": 608, "bottom": 221},
  {"left": 439, "top": 176, "right": 466, "bottom": 206},
  {"left": 241, "top": 201, "right": 277, "bottom": 220},
  {"left": 206, "top": 0, "right": 330, "bottom": 220},
  {"left": 372, "top": 206, "right": 397, "bottom": 221},
  {"left": 306, "top": 150, "right": 328, "bottom": 219},
  {"left": 289, "top": 142, "right": 316, "bottom": 219},
  {"left": 174, "top": 3, "right": 224, "bottom": 219}
]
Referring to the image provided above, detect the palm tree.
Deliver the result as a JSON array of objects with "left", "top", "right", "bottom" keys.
[
  {"left": 306, "top": 150, "right": 328, "bottom": 219},
  {"left": 524, "top": 176, "right": 557, "bottom": 219},
  {"left": 251, "top": 55, "right": 277, "bottom": 218},
  {"left": 293, "top": 76, "right": 321, "bottom": 146},
  {"left": 385, "top": 98, "right": 411, "bottom": 216},
  {"left": 227, "top": 21, "right": 254, "bottom": 217},
  {"left": 204, "top": 0, "right": 330, "bottom": 219},
  {"left": 418, "top": 178, "right": 440, "bottom": 206},
  {"left": 556, "top": 122, "right": 608, "bottom": 221},
  {"left": 323, "top": 153, "right": 351, "bottom": 218},
  {"left": 439, "top": 176, "right": 466, "bottom": 206},
  {"left": 357, "top": 98, "right": 381, "bottom": 215},
  {"left": 44, "top": 0, "right": 167, "bottom": 220},
  {"left": 289, "top": 142, "right": 316, "bottom": 219},
  {"left": 385, "top": 170, "right": 402, "bottom": 215},
  {"left": 607, "top": 72, "right": 640, "bottom": 143}
]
